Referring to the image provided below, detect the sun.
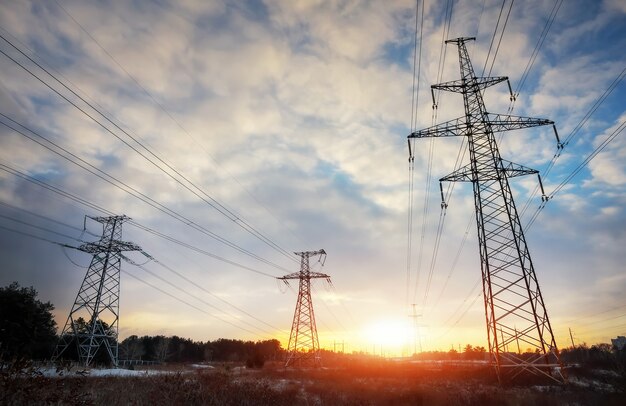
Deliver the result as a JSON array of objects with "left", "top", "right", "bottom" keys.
[{"left": 361, "top": 319, "right": 409, "bottom": 356}]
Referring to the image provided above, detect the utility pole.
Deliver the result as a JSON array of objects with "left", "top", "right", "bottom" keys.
[
  {"left": 278, "top": 249, "right": 329, "bottom": 367},
  {"left": 408, "top": 37, "right": 564, "bottom": 383},
  {"left": 53, "top": 215, "right": 140, "bottom": 367}
]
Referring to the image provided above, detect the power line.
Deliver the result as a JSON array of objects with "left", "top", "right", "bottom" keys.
[
  {"left": 144, "top": 253, "right": 286, "bottom": 333},
  {"left": 122, "top": 270, "right": 266, "bottom": 338},
  {"left": 0, "top": 113, "right": 289, "bottom": 274},
  {"left": 50, "top": 0, "right": 309, "bottom": 250},
  {"left": 485, "top": 0, "right": 514, "bottom": 77},
  {"left": 0, "top": 205, "right": 281, "bottom": 339},
  {"left": 526, "top": 119, "right": 625, "bottom": 229},
  {"left": 0, "top": 33, "right": 297, "bottom": 264},
  {"left": 124, "top": 257, "right": 277, "bottom": 338},
  {"left": 516, "top": 66, "right": 626, "bottom": 228},
  {"left": 0, "top": 163, "right": 281, "bottom": 278},
  {"left": 510, "top": 0, "right": 563, "bottom": 107}
]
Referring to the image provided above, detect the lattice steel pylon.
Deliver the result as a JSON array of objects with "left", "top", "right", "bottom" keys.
[
  {"left": 52, "top": 215, "right": 140, "bottom": 367},
  {"left": 278, "top": 249, "right": 329, "bottom": 367},
  {"left": 408, "top": 37, "right": 564, "bottom": 384}
]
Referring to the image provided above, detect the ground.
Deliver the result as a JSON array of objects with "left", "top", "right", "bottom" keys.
[{"left": 1, "top": 361, "right": 624, "bottom": 405}]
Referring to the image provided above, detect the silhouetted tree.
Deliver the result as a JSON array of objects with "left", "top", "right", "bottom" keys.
[{"left": 0, "top": 282, "right": 57, "bottom": 360}]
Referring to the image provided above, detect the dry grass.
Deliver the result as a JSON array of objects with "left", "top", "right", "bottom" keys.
[{"left": 1, "top": 362, "right": 625, "bottom": 405}]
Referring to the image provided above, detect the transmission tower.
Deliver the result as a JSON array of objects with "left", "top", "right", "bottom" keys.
[
  {"left": 53, "top": 215, "right": 140, "bottom": 367},
  {"left": 408, "top": 37, "right": 564, "bottom": 383},
  {"left": 408, "top": 303, "right": 423, "bottom": 355},
  {"left": 278, "top": 249, "right": 329, "bottom": 367}
]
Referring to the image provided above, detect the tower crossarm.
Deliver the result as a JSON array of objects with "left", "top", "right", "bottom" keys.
[
  {"left": 486, "top": 113, "right": 553, "bottom": 132},
  {"left": 277, "top": 271, "right": 330, "bottom": 281},
  {"left": 408, "top": 116, "right": 468, "bottom": 138},
  {"left": 440, "top": 160, "right": 538, "bottom": 183},
  {"left": 432, "top": 76, "right": 508, "bottom": 93},
  {"left": 78, "top": 240, "right": 142, "bottom": 254},
  {"left": 294, "top": 249, "right": 326, "bottom": 257}
]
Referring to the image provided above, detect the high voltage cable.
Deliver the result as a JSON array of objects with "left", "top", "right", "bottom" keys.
[
  {"left": 432, "top": 217, "right": 472, "bottom": 308},
  {"left": 0, "top": 163, "right": 279, "bottom": 278},
  {"left": 0, "top": 33, "right": 297, "bottom": 264},
  {"left": 49, "top": 1, "right": 308, "bottom": 250},
  {"left": 416, "top": 0, "right": 456, "bottom": 311},
  {"left": 411, "top": 0, "right": 432, "bottom": 307},
  {"left": 424, "top": 0, "right": 516, "bottom": 322},
  {"left": 526, "top": 119, "right": 625, "bottom": 229},
  {"left": 517, "top": 67, "right": 626, "bottom": 225},
  {"left": 0, "top": 200, "right": 99, "bottom": 237},
  {"left": 557, "top": 303, "right": 626, "bottom": 327},
  {"left": 124, "top": 257, "right": 277, "bottom": 337},
  {"left": 481, "top": 0, "right": 508, "bottom": 77},
  {"left": 0, "top": 113, "right": 289, "bottom": 274},
  {"left": 0, "top": 213, "right": 86, "bottom": 245},
  {"left": 485, "top": 0, "right": 514, "bottom": 77},
  {"left": 3, "top": 159, "right": 349, "bottom": 331},
  {"left": 406, "top": 0, "right": 421, "bottom": 311},
  {"left": 511, "top": 0, "right": 563, "bottom": 107},
  {"left": 144, "top": 253, "right": 286, "bottom": 333},
  {"left": 122, "top": 270, "right": 268, "bottom": 338},
  {"left": 0, "top": 224, "right": 77, "bottom": 249},
  {"left": 0, "top": 209, "right": 281, "bottom": 338}
]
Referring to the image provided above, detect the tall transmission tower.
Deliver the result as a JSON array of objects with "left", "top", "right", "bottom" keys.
[
  {"left": 278, "top": 249, "right": 329, "bottom": 367},
  {"left": 408, "top": 37, "right": 564, "bottom": 383},
  {"left": 53, "top": 215, "right": 140, "bottom": 367}
]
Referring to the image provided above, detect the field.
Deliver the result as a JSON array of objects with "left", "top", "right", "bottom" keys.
[{"left": 2, "top": 360, "right": 625, "bottom": 405}]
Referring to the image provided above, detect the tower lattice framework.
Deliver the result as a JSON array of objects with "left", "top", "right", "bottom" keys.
[
  {"left": 278, "top": 249, "right": 329, "bottom": 367},
  {"left": 53, "top": 215, "right": 140, "bottom": 367},
  {"left": 408, "top": 37, "right": 564, "bottom": 383}
]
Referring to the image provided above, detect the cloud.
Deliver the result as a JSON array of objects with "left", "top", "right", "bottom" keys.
[{"left": 0, "top": 0, "right": 624, "bottom": 351}]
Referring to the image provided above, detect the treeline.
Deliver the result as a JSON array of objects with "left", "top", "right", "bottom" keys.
[
  {"left": 410, "top": 344, "right": 489, "bottom": 361},
  {"left": 119, "top": 336, "right": 283, "bottom": 367},
  {"left": 0, "top": 282, "right": 284, "bottom": 367}
]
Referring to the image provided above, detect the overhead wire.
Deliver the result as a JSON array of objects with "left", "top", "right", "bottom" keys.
[
  {"left": 421, "top": 0, "right": 514, "bottom": 329},
  {"left": 122, "top": 270, "right": 271, "bottom": 338},
  {"left": 0, "top": 113, "right": 290, "bottom": 274},
  {"left": 405, "top": 0, "right": 420, "bottom": 313},
  {"left": 50, "top": 0, "right": 311, "bottom": 250},
  {"left": 0, "top": 204, "right": 283, "bottom": 338},
  {"left": 509, "top": 0, "right": 563, "bottom": 111},
  {"left": 516, "top": 66, "right": 626, "bottom": 227},
  {"left": 526, "top": 119, "right": 625, "bottom": 230},
  {"left": 0, "top": 163, "right": 280, "bottom": 278},
  {"left": 410, "top": 0, "right": 430, "bottom": 307},
  {"left": 144, "top": 252, "right": 286, "bottom": 333},
  {"left": 123, "top": 255, "right": 277, "bottom": 337},
  {"left": 485, "top": 0, "right": 514, "bottom": 77},
  {"left": 481, "top": 0, "right": 507, "bottom": 77},
  {"left": 417, "top": 0, "right": 459, "bottom": 312},
  {"left": 0, "top": 32, "right": 298, "bottom": 264}
]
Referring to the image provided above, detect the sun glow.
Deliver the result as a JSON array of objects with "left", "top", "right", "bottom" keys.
[{"left": 361, "top": 319, "right": 409, "bottom": 356}]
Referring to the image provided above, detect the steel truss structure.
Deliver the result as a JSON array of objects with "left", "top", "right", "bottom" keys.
[
  {"left": 53, "top": 215, "right": 140, "bottom": 367},
  {"left": 408, "top": 37, "right": 564, "bottom": 383},
  {"left": 278, "top": 249, "right": 329, "bottom": 367}
]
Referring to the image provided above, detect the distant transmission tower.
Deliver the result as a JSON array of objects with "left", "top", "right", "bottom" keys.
[
  {"left": 408, "top": 303, "right": 422, "bottom": 355},
  {"left": 408, "top": 37, "right": 564, "bottom": 383},
  {"left": 53, "top": 215, "right": 140, "bottom": 367},
  {"left": 278, "top": 249, "right": 329, "bottom": 367}
]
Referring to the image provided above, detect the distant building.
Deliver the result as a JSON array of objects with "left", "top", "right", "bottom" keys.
[{"left": 611, "top": 336, "right": 626, "bottom": 351}]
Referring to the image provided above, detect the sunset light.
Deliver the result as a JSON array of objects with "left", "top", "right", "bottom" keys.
[
  {"left": 361, "top": 319, "right": 409, "bottom": 356},
  {"left": 1, "top": 0, "right": 625, "bottom": 401}
]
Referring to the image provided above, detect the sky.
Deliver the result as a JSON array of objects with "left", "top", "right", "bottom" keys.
[{"left": 0, "top": 0, "right": 625, "bottom": 357}]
